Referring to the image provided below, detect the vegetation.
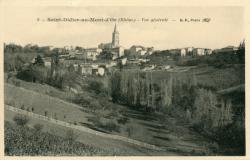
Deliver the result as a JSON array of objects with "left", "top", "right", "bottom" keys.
[
  {"left": 13, "top": 114, "right": 29, "bottom": 127},
  {"left": 33, "top": 123, "right": 44, "bottom": 132},
  {"left": 4, "top": 121, "right": 116, "bottom": 156},
  {"left": 109, "top": 69, "right": 244, "bottom": 154},
  {"left": 4, "top": 41, "right": 245, "bottom": 155}
]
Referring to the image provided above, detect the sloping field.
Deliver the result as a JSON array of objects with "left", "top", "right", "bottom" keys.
[
  {"left": 150, "top": 65, "right": 244, "bottom": 90},
  {"left": 4, "top": 83, "right": 218, "bottom": 155},
  {"left": 5, "top": 84, "right": 90, "bottom": 125},
  {"left": 193, "top": 65, "right": 244, "bottom": 90},
  {"left": 5, "top": 109, "right": 170, "bottom": 156}
]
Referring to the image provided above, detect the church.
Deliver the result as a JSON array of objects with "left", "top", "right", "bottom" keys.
[{"left": 98, "top": 24, "right": 124, "bottom": 59}]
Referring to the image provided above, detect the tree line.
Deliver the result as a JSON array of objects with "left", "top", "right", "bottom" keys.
[{"left": 110, "top": 70, "right": 232, "bottom": 127}]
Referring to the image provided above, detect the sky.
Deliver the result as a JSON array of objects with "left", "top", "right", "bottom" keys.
[{"left": 2, "top": 6, "right": 245, "bottom": 50}]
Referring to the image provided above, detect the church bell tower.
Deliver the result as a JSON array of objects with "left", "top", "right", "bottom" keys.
[{"left": 112, "top": 24, "right": 119, "bottom": 48}]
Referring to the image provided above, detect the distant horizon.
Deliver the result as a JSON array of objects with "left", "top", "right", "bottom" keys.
[{"left": 3, "top": 6, "right": 244, "bottom": 50}]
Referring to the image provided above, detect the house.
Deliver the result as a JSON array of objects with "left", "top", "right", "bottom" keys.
[
  {"left": 91, "top": 67, "right": 105, "bottom": 76},
  {"left": 78, "top": 64, "right": 92, "bottom": 75},
  {"left": 106, "top": 61, "right": 117, "bottom": 68},
  {"left": 214, "top": 46, "right": 238, "bottom": 54},
  {"left": 111, "top": 46, "right": 124, "bottom": 58},
  {"left": 98, "top": 43, "right": 112, "bottom": 49},
  {"left": 204, "top": 48, "right": 212, "bottom": 55},
  {"left": 184, "top": 47, "right": 194, "bottom": 56},
  {"left": 147, "top": 47, "right": 154, "bottom": 55},
  {"left": 143, "top": 65, "right": 156, "bottom": 71},
  {"left": 75, "top": 52, "right": 86, "bottom": 60},
  {"left": 130, "top": 45, "right": 154, "bottom": 57},
  {"left": 193, "top": 48, "right": 205, "bottom": 56},
  {"left": 97, "top": 67, "right": 105, "bottom": 76},
  {"left": 85, "top": 48, "right": 102, "bottom": 61},
  {"left": 69, "top": 50, "right": 77, "bottom": 58},
  {"left": 73, "top": 64, "right": 79, "bottom": 71},
  {"left": 121, "top": 57, "right": 127, "bottom": 65},
  {"left": 180, "top": 49, "right": 186, "bottom": 57},
  {"left": 129, "top": 46, "right": 143, "bottom": 55},
  {"left": 169, "top": 49, "right": 181, "bottom": 55},
  {"left": 44, "top": 61, "right": 51, "bottom": 68}
]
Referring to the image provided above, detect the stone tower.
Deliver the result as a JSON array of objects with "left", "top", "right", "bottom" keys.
[{"left": 112, "top": 24, "right": 119, "bottom": 48}]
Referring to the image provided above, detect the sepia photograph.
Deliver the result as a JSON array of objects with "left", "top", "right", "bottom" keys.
[{"left": 1, "top": 3, "right": 246, "bottom": 157}]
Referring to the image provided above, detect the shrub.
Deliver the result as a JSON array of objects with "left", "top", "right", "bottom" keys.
[
  {"left": 117, "top": 117, "right": 129, "bottom": 125},
  {"left": 13, "top": 114, "right": 29, "bottom": 126},
  {"left": 88, "top": 80, "right": 104, "bottom": 94},
  {"left": 33, "top": 123, "right": 43, "bottom": 132},
  {"left": 103, "top": 121, "right": 120, "bottom": 132}
]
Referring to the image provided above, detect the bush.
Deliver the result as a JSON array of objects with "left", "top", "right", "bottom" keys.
[
  {"left": 13, "top": 114, "right": 29, "bottom": 126},
  {"left": 88, "top": 80, "right": 104, "bottom": 94},
  {"left": 88, "top": 116, "right": 120, "bottom": 133},
  {"left": 103, "top": 121, "right": 120, "bottom": 132},
  {"left": 33, "top": 123, "right": 43, "bottom": 132},
  {"left": 117, "top": 117, "right": 129, "bottom": 125}
]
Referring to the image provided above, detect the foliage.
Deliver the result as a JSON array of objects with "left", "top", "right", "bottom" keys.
[
  {"left": 34, "top": 55, "right": 45, "bottom": 66},
  {"left": 192, "top": 88, "right": 233, "bottom": 132},
  {"left": 88, "top": 80, "right": 104, "bottom": 94},
  {"left": 88, "top": 116, "right": 120, "bottom": 133},
  {"left": 33, "top": 123, "right": 44, "bottom": 132},
  {"left": 214, "top": 121, "right": 245, "bottom": 155},
  {"left": 110, "top": 70, "right": 197, "bottom": 111},
  {"left": 98, "top": 50, "right": 113, "bottom": 60},
  {"left": 13, "top": 114, "right": 29, "bottom": 126},
  {"left": 4, "top": 121, "right": 115, "bottom": 156}
]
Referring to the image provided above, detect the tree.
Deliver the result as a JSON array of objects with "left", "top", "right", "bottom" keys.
[
  {"left": 98, "top": 50, "right": 113, "bottom": 60},
  {"left": 117, "top": 59, "right": 123, "bottom": 71},
  {"left": 237, "top": 39, "right": 245, "bottom": 64},
  {"left": 13, "top": 114, "right": 29, "bottom": 126},
  {"left": 34, "top": 55, "right": 44, "bottom": 66}
]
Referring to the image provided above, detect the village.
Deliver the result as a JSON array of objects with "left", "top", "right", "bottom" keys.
[{"left": 30, "top": 24, "right": 240, "bottom": 77}]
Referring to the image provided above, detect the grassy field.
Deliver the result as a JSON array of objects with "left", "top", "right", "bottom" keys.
[
  {"left": 4, "top": 83, "right": 219, "bottom": 155},
  {"left": 5, "top": 84, "right": 92, "bottom": 125},
  {"left": 150, "top": 65, "right": 244, "bottom": 90},
  {"left": 5, "top": 116, "right": 168, "bottom": 156}
]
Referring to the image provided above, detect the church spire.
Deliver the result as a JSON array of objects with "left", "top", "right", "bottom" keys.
[
  {"left": 114, "top": 23, "right": 118, "bottom": 33},
  {"left": 112, "top": 24, "right": 119, "bottom": 47}
]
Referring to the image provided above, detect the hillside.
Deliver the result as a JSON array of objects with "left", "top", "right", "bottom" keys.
[{"left": 4, "top": 83, "right": 219, "bottom": 155}]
